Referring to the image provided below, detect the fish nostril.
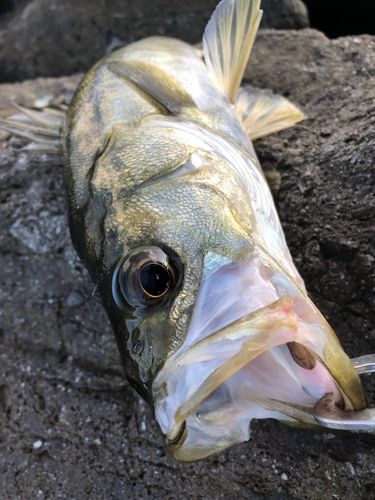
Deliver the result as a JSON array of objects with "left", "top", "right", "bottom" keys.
[
  {"left": 133, "top": 340, "right": 144, "bottom": 355},
  {"left": 287, "top": 341, "right": 316, "bottom": 370}
]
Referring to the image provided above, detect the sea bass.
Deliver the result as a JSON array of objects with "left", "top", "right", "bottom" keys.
[{"left": 1, "top": 0, "right": 367, "bottom": 461}]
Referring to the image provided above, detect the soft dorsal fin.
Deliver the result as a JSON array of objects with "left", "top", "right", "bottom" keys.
[
  {"left": 108, "top": 60, "right": 197, "bottom": 115},
  {"left": 236, "top": 86, "right": 306, "bottom": 140},
  {"left": 203, "top": 0, "right": 262, "bottom": 103}
]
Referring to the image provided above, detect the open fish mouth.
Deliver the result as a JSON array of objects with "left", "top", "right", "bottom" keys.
[{"left": 153, "top": 244, "right": 367, "bottom": 461}]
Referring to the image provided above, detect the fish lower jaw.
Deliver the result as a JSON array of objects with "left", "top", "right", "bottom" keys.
[
  {"left": 153, "top": 297, "right": 348, "bottom": 462},
  {"left": 167, "top": 356, "right": 337, "bottom": 461}
]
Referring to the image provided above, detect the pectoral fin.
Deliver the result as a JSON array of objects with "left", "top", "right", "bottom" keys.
[
  {"left": 203, "top": 0, "right": 262, "bottom": 103},
  {"left": 108, "top": 61, "right": 197, "bottom": 115},
  {"left": 236, "top": 86, "right": 306, "bottom": 140}
]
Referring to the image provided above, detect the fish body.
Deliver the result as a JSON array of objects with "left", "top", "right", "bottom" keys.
[{"left": 2, "top": 0, "right": 367, "bottom": 461}]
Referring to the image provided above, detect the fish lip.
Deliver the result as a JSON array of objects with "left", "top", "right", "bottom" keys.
[
  {"left": 165, "top": 420, "right": 188, "bottom": 449},
  {"left": 153, "top": 293, "right": 367, "bottom": 460}
]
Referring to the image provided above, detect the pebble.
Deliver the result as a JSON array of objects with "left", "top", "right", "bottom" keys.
[{"left": 66, "top": 291, "right": 85, "bottom": 307}]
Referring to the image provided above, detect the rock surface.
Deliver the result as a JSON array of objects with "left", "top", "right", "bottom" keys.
[
  {"left": 0, "top": 0, "right": 309, "bottom": 82},
  {"left": 0, "top": 28, "right": 375, "bottom": 499}
]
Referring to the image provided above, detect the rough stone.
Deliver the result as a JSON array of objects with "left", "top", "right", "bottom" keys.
[
  {"left": 260, "top": 0, "right": 309, "bottom": 30},
  {"left": 0, "top": 28, "right": 375, "bottom": 499},
  {"left": 0, "top": 0, "right": 309, "bottom": 82}
]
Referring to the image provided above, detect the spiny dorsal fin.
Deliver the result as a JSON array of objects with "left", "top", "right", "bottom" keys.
[
  {"left": 203, "top": 0, "right": 262, "bottom": 103},
  {"left": 0, "top": 118, "right": 60, "bottom": 137},
  {"left": 12, "top": 104, "right": 63, "bottom": 130},
  {"left": 236, "top": 86, "right": 306, "bottom": 140},
  {"left": 108, "top": 60, "right": 197, "bottom": 115},
  {"left": 0, "top": 106, "right": 64, "bottom": 154}
]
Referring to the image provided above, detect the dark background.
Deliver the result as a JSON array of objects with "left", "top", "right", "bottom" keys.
[
  {"left": 304, "top": 0, "right": 375, "bottom": 38},
  {"left": 1, "top": 0, "right": 375, "bottom": 37}
]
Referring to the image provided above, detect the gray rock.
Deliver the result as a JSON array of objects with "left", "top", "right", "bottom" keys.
[
  {"left": 260, "top": 0, "right": 309, "bottom": 29},
  {"left": 1, "top": 28, "right": 375, "bottom": 500},
  {"left": 0, "top": 0, "right": 309, "bottom": 82}
]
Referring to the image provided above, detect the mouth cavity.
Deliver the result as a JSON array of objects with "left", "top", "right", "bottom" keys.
[{"left": 153, "top": 255, "right": 366, "bottom": 462}]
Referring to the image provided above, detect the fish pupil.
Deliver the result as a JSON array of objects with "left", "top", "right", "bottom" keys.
[{"left": 140, "top": 264, "right": 170, "bottom": 297}]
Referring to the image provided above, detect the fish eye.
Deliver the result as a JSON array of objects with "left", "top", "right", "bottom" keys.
[
  {"left": 113, "top": 246, "right": 179, "bottom": 307},
  {"left": 139, "top": 263, "right": 170, "bottom": 297}
]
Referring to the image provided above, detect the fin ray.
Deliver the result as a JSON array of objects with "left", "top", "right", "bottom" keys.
[
  {"left": 13, "top": 104, "right": 63, "bottom": 130},
  {"left": 0, "top": 122, "right": 60, "bottom": 146},
  {"left": 236, "top": 86, "right": 306, "bottom": 140},
  {"left": 0, "top": 118, "right": 60, "bottom": 137},
  {"left": 203, "top": 0, "right": 262, "bottom": 103},
  {"left": 1, "top": 105, "right": 64, "bottom": 155},
  {"left": 22, "top": 142, "right": 61, "bottom": 154}
]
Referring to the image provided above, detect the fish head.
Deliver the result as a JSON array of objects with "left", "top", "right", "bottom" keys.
[
  {"left": 92, "top": 133, "right": 256, "bottom": 402},
  {"left": 87, "top": 137, "right": 366, "bottom": 461}
]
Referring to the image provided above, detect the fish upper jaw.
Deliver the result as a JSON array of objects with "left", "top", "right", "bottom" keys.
[{"left": 152, "top": 246, "right": 367, "bottom": 462}]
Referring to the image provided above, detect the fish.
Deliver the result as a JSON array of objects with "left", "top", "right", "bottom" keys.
[{"left": 1, "top": 0, "right": 367, "bottom": 462}]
